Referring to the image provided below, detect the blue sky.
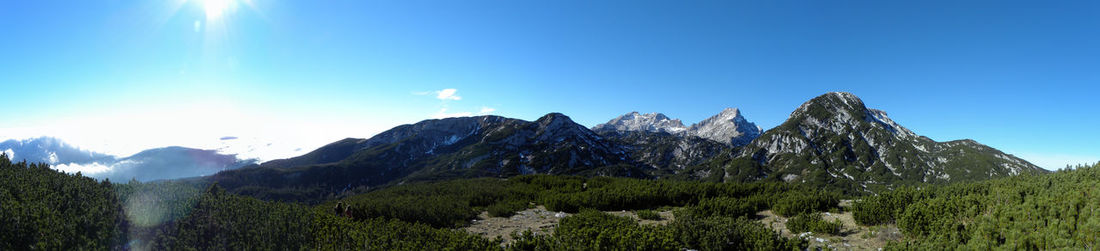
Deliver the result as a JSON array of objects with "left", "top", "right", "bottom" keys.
[{"left": 1, "top": 0, "right": 1097, "bottom": 169}]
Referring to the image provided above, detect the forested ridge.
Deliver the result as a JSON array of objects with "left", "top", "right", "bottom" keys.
[{"left": 3, "top": 153, "right": 1099, "bottom": 250}]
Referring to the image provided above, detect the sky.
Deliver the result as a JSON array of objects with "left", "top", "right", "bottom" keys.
[{"left": 0, "top": 0, "right": 1097, "bottom": 169}]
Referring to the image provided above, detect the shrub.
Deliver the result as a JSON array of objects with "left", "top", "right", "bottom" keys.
[
  {"left": 348, "top": 195, "right": 477, "bottom": 228},
  {"left": 541, "top": 193, "right": 581, "bottom": 213},
  {"left": 786, "top": 213, "right": 842, "bottom": 235},
  {"left": 488, "top": 200, "right": 528, "bottom": 218},
  {"left": 669, "top": 210, "right": 808, "bottom": 250},
  {"left": 553, "top": 210, "right": 679, "bottom": 250},
  {"left": 895, "top": 197, "right": 965, "bottom": 239},
  {"left": 693, "top": 196, "right": 767, "bottom": 218},
  {"left": 851, "top": 197, "right": 896, "bottom": 226},
  {"left": 311, "top": 214, "right": 499, "bottom": 250},
  {"left": 0, "top": 158, "right": 127, "bottom": 250},
  {"left": 852, "top": 186, "right": 922, "bottom": 225},
  {"left": 508, "top": 229, "right": 564, "bottom": 250},
  {"left": 772, "top": 191, "right": 839, "bottom": 217},
  {"left": 637, "top": 210, "right": 661, "bottom": 220}
]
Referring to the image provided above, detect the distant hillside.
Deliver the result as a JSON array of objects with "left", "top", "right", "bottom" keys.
[
  {"left": 207, "top": 113, "right": 646, "bottom": 203},
  {"left": 97, "top": 146, "right": 256, "bottom": 182}
]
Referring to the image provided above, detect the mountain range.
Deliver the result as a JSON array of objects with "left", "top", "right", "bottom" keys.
[
  {"left": 206, "top": 113, "right": 646, "bottom": 202},
  {"left": 4, "top": 92, "right": 1043, "bottom": 198},
  {"left": 592, "top": 108, "right": 762, "bottom": 146},
  {"left": 191, "top": 92, "right": 1043, "bottom": 202}
]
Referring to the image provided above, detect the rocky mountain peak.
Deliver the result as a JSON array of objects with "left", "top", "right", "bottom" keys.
[
  {"left": 536, "top": 113, "right": 579, "bottom": 131},
  {"left": 536, "top": 113, "right": 602, "bottom": 143},
  {"left": 788, "top": 92, "right": 919, "bottom": 140},
  {"left": 687, "top": 107, "right": 762, "bottom": 146},
  {"left": 792, "top": 92, "right": 868, "bottom": 119},
  {"left": 592, "top": 111, "right": 687, "bottom": 134},
  {"left": 730, "top": 92, "right": 1043, "bottom": 190},
  {"left": 594, "top": 107, "right": 763, "bottom": 146},
  {"left": 717, "top": 107, "right": 742, "bottom": 116}
]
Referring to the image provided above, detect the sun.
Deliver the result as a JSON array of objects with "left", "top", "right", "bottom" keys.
[{"left": 200, "top": 0, "right": 236, "bottom": 20}]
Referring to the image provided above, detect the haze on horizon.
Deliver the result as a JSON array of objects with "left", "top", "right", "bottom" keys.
[{"left": 1, "top": 0, "right": 1098, "bottom": 170}]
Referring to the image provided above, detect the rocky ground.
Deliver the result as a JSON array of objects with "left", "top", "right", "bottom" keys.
[
  {"left": 464, "top": 206, "right": 566, "bottom": 244},
  {"left": 758, "top": 200, "right": 903, "bottom": 250},
  {"left": 465, "top": 200, "right": 902, "bottom": 249},
  {"left": 463, "top": 206, "right": 676, "bottom": 245}
]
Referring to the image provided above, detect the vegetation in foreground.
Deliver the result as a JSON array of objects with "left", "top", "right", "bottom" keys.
[
  {"left": 853, "top": 162, "right": 1100, "bottom": 249},
  {"left": 8, "top": 152, "right": 1099, "bottom": 250},
  {"left": 0, "top": 154, "right": 833, "bottom": 250},
  {"left": 786, "top": 212, "right": 843, "bottom": 235},
  {"left": 0, "top": 155, "right": 125, "bottom": 250}
]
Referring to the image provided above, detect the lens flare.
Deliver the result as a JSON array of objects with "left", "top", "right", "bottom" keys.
[{"left": 201, "top": 0, "right": 234, "bottom": 20}]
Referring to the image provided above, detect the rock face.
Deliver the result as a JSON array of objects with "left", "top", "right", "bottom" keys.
[
  {"left": 599, "top": 130, "right": 728, "bottom": 172},
  {"left": 590, "top": 108, "right": 762, "bottom": 173},
  {"left": 594, "top": 108, "right": 763, "bottom": 147},
  {"left": 697, "top": 92, "right": 1045, "bottom": 191},
  {"left": 686, "top": 108, "right": 763, "bottom": 147},
  {"left": 592, "top": 112, "right": 687, "bottom": 134}
]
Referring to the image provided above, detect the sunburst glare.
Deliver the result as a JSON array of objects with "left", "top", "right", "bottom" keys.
[{"left": 200, "top": 0, "right": 236, "bottom": 20}]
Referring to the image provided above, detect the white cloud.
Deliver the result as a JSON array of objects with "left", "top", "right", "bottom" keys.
[
  {"left": 2, "top": 149, "right": 13, "bottom": 159},
  {"left": 479, "top": 106, "right": 496, "bottom": 115},
  {"left": 435, "top": 88, "right": 461, "bottom": 101},
  {"left": 432, "top": 108, "right": 473, "bottom": 119},
  {"left": 48, "top": 152, "right": 58, "bottom": 164},
  {"left": 53, "top": 162, "right": 114, "bottom": 175},
  {"left": 412, "top": 88, "right": 461, "bottom": 100}
]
